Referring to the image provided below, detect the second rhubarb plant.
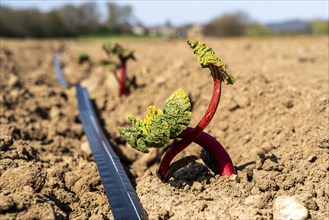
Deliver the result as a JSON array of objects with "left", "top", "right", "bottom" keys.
[
  {"left": 119, "top": 40, "right": 236, "bottom": 181},
  {"left": 102, "top": 42, "right": 136, "bottom": 96}
]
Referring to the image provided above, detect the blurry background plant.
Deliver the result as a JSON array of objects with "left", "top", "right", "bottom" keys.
[
  {"left": 101, "top": 42, "right": 137, "bottom": 96},
  {"left": 76, "top": 53, "right": 93, "bottom": 80},
  {"left": 77, "top": 54, "right": 90, "bottom": 65}
]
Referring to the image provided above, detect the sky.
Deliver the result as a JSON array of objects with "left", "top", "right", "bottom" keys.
[{"left": 1, "top": 0, "right": 328, "bottom": 26}]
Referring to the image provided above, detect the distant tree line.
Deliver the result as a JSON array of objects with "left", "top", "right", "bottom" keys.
[
  {"left": 203, "top": 12, "right": 328, "bottom": 37},
  {"left": 0, "top": 3, "right": 134, "bottom": 37}
]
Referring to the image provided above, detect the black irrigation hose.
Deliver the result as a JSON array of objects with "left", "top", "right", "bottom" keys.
[
  {"left": 76, "top": 85, "right": 148, "bottom": 220},
  {"left": 53, "top": 53, "right": 148, "bottom": 220},
  {"left": 53, "top": 53, "right": 69, "bottom": 88}
]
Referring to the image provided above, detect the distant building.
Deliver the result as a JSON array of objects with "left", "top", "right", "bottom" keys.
[
  {"left": 132, "top": 24, "right": 147, "bottom": 35},
  {"left": 147, "top": 25, "right": 176, "bottom": 38},
  {"left": 266, "top": 20, "right": 311, "bottom": 34},
  {"left": 176, "top": 24, "right": 204, "bottom": 39}
]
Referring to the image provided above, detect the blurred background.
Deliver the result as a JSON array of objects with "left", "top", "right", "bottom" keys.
[{"left": 0, "top": 0, "right": 328, "bottom": 39}]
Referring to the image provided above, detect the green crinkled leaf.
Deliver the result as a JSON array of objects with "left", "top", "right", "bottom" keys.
[
  {"left": 101, "top": 60, "right": 119, "bottom": 71},
  {"left": 162, "top": 88, "right": 192, "bottom": 137},
  {"left": 136, "top": 139, "right": 148, "bottom": 153},
  {"left": 187, "top": 40, "right": 236, "bottom": 85},
  {"left": 102, "top": 43, "right": 117, "bottom": 55},
  {"left": 187, "top": 40, "right": 224, "bottom": 68},
  {"left": 120, "top": 49, "right": 135, "bottom": 61},
  {"left": 103, "top": 42, "right": 135, "bottom": 61},
  {"left": 118, "top": 89, "right": 192, "bottom": 153},
  {"left": 142, "top": 106, "right": 163, "bottom": 133},
  {"left": 118, "top": 127, "right": 147, "bottom": 152},
  {"left": 145, "top": 117, "right": 170, "bottom": 147},
  {"left": 221, "top": 66, "right": 236, "bottom": 85},
  {"left": 128, "top": 115, "right": 141, "bottom": 125}
]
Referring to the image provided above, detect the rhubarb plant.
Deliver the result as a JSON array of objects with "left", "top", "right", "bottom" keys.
[
  {"left": 77, "top": 53, "right": 93, "bottom": 78},
  {"left": 119, "top": 40, "right": 235, "bottom": 181},
  {"left": 102, "top": 42, "right": 136, "bottom": 96},
  {"left": 77, "top": 53, "right": 90, "bottom": 65}
]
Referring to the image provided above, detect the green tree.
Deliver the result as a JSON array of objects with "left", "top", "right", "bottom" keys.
[
  {"left": 57, "top": 3, "right": 100, "bottom": 36},
  {"left": 309, "top": 21, "right": 329, "bottom": 35},
  {"left": 106, "top": 3, "right": 132, "bottom": 33},
  {"left": 203, "top": 12, "right": 250, "bottom": 37},
  {"left": 246, "top": 23, "right": 271, "bottom": 36}
]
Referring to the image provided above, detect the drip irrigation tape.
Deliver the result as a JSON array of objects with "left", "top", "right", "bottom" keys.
[
  {"left": 53, "top": 53, "right": 69, "bottom": 88},
  {"left": 76, "top": 85, "right": 148, "bottom": 220}
]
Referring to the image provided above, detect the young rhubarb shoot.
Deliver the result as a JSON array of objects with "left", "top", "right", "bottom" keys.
[
  {"left": 119, "top": 40, "right": 235, "bottom": 182},
  {"left": 77, "top": 53, "right": 92, "bottom": 79},
  {"left": 102, "top": 42, "right": 135, "bottom": 96},
  {"left": 157, "top": 40, "right": 235, "bottom": 180},
  {"left": 77, "top": 53, "right": 90, "bottom": 65}
]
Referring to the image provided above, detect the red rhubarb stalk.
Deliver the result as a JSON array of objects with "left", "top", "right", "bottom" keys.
[
  {"left": 119, "top": 59, "right": 126, "bottom": 96},
  {"left": 157, "top": 78, "right": 222, "bottom": 179},
  {"left": 161, "top": 127, "right": 235, "bottom": 180}
]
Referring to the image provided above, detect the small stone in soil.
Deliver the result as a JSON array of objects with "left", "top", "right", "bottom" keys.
[
  {"left": 0, "top": 135, "right": 14, "bottom": 150},
  {"left": 158, "top": 208, "right": 173, "bottom": 220},
  {"left": 273, "top": 196, "right": 309, "bottom": 220},
  {"left": 304, "top": 199, "right": 319, "bottom": 211},
  {"left": 8, "top": 74, "right": 20, "bottom": 87},
  {"left": 307, "top": 155, "right": 317, "bottom": 163},
  {"left": 81, "top": 142, "right": 91, "bottom": 155},
  {"left": 0, "top": 195, "right": 15, "bottom": 212},
  {"left": 229, "top": 174, "right": 239, "bottom": 182},
  {"left": 196, "top": 202, "right": 207, "bottom": 211},
  {"left": 183, "top": 184, "right": 190, "bottom": 191},
  {"left": 192, "top": 182, "right": 203, "bottom": 192}
]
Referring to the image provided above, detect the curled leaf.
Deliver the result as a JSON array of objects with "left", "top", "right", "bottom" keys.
[
  {"left": 187, "top": 40, "right": 235, "bottom": 84},
  {"left": 142, "top": 106, "right": 163, "bottom": 134},
  {"left": 100, "top": 60, "right": 119, "bottom": 71},
  {"left": 118, "top": 89, "right": 192, "bottom": 153},
  {"left": 118, "top": 127, "right": 146, "bottom": 152},
  {"left": 102, "top": 42, "right": 117, "bottom": 55},
  {"left": 162, "top": 88, "right": 192, "bottom": 137},
  {"left": 187, "top": 40, "right": 224, "bottom": 68},
  {"left": 103, "top": 42, "right": 135, "bottom": 61},
  {"left": 119, "top": 48, "right": 135, "bottom": 61},
  {"left": 145, "top": 116, "right": 170, "bottom": 148}
]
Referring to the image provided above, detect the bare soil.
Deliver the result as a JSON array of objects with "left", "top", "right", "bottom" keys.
[{"left": 0, "top": 37, "right": 328, "bottom": 219}]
